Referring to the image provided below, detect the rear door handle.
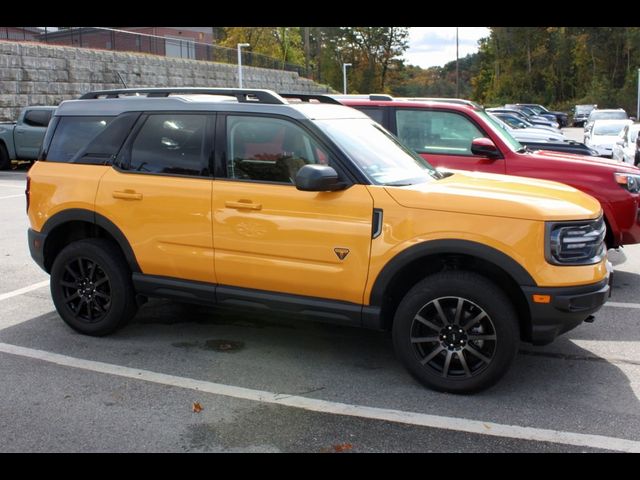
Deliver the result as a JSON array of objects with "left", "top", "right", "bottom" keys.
[
  {"left": 112, "top": 190, "right": 143, "bottom": 200},
  {"left": 225, "top": 200, "right": 262, "bottom": 210}
]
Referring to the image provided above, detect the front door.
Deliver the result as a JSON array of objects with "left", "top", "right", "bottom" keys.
[
  {"left": 212, "top": 114, "right": 374, "bottom": 304},
  {"left": 393, "top": 108, "right": 506, "bottom": 174},
  {"left": 95, "top": 113, "right": 215, "bottom": 284}
]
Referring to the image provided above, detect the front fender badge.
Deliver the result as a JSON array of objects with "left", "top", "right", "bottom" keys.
[{"left": 334, "top": 248, "right": 350, "bottom": 260}]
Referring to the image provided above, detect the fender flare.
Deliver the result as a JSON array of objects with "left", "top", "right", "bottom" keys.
[
  {"left": 41, "top": 208, "right": 140, "bottom": 273},
  {"left": 368, "top": 239, "right": 536, "bottom": 306}
]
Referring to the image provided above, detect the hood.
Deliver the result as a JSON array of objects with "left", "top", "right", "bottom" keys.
[
  {"left": 525, "top": 149, "right": 640, "bottom": 172},
  {"left": 384, "top": 170, "right": 601, "bottom": 221},
  {"left": 588, "top": 135, "right": 619, "bottom": 146}
]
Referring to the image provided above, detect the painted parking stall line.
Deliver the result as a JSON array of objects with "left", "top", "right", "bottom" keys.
[
  {"left": 0, "top": 281, "right": 49, "bottom": 302},
  {"left": 605, "top": 302, "right": 640, "bottom": 309},
  {"left": 0, "top": 341, "right": 638, "bottom": 453}
]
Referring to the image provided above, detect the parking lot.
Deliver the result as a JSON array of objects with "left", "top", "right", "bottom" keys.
[{"left": 1, "top": 148, "right": 640, "bottom": 452}]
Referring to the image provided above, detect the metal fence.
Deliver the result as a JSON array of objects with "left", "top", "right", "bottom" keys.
[{"left": 2, "top": 27, "right": 310, "bottom": 78}]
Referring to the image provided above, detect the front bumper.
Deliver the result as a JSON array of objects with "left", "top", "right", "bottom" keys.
[
  {"left": 521, "top": 274, "right": 611, "bottom": 345},
  {"left": 28, "top": 228, "right": 47, "bottom": 272}
]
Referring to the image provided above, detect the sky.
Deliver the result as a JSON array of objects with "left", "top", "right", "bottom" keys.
[{"left": 403, "top": 27, "right": 491, "bottom": 69}]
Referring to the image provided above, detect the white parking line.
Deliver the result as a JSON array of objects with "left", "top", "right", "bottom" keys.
[
  {"left": 0, "top": 341, "right": 638, "bottom": 452},
  {"left": 605, "top": 302, "right": 640, "bottom": 309},
  {"left": 0, "top": 281, "right": 49, "bottom": 302},
  {"left": 0, "top": 194, "right": 24, "bottom": 200}
]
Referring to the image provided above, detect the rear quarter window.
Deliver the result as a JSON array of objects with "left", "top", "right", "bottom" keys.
[{"left": 45, "top": 114, "right": 138, "bottom": 164}]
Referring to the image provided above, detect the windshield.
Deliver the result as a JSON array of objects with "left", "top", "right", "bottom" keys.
[
  {"left": 589, "top": 111, "right": 627, "bottom": 121},
  {"left": 593, "top": 122, "right": 628, "bottom": 136},
  {"left": 481, "top": 111, "right": 523, "bottom": 151},
  {"left": 316, "top": 118, "right": 442, "bottom": 186}
]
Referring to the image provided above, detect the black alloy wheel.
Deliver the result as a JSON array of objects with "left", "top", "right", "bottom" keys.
[
  {"left": 393, "top": 271, "right": 519, "bottom": 394},
  {"left": 50, "top": 238, "right": 137, "bottom": 336}
]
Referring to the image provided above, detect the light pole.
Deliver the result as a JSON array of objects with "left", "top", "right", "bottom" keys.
[
  {"left": 637, "top": 68, "right": 639, "bottom": 121},
  {"left": 342, "top": 63, "right": 352, "bottom": 94},
  {"left": 237, "top": 43, "right": 250, "bottom": 88}
]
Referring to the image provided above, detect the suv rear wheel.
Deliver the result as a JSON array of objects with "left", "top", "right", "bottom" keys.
[
  {"left": 392, "top": 271, "right": 519, "bottom": 394},
  {"left": 50, "top": 238, "right": 138, "bottom": 336}
]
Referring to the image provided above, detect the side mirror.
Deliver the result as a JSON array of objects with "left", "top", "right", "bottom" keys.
[
  {"left": 294, "top": 164, "right": 346, "bottom": 192},
  {"left": 471, "top": 137, "right": 501, "bottom": 159}
]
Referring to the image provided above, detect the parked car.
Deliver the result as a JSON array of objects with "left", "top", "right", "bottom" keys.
[
  {"left": 585, "top": 119, "right": 633, "bottom": 158},
  {"left": 505, "top": 104, "right": 559, "bottom": 128},
  {"left": 612, "top": 123, "right": 640, "bottom": 165},
  {"left": 488, "top": 113, "right": 566, "bottom": 142},
  {"left": 0, "top": 106, "right": 56, "bottom": 169},
  {"left": 584, "top": 108, "right": 628, "bottom": 138},
  {"left": 489, "top": 112, "right": 561, "bottom": 134},
  {"left": 516, "top": 103, "right": 569, "bottom": 127},
  {"left": 573, "top": 104, "right": 597, "bottom": 127},
  {"left": 27, "top": 87, "right": 611, "bottom": 394},
  {"left": 329, "top": 95, "right": 640, "bottom": 248},
  {"left": 488, "top": 107, "right": 559, "bottom": 129}
]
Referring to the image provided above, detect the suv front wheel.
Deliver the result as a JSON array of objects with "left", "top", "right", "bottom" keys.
[
  {"left": 392, "top": 271, "right": 519, "bottom": 394},
  {"left": 50, "top": 238, "right": 138, "bottom": 336}
]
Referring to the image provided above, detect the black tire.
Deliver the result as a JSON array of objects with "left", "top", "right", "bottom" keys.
[
  {"left": 392, "top": 271, "right": 519, "bottom": 394},
  {"left": 0, "top": 143, "right": 10, "bottom": 170},
  {"left": 50, "top": 238, "right": 138, "bottom": 336}
]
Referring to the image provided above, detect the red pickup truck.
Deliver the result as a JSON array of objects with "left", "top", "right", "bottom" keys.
[{"left": 336, "top": 97, "right": 640, "bottom": 248}]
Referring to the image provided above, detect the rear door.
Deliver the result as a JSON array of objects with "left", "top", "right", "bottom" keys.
[
  {"left": 95, "top": 112, "right": 216, "bottom": 284},
  {"left": 391, "top": 108, "right": 506, "bottom": 174}
]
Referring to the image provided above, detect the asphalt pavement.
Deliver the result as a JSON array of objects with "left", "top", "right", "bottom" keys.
[{"left": 1, "top": 152, "right": 639, "bottom": 453}]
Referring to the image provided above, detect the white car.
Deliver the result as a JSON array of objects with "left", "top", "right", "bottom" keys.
[
  {"left": 585, "top": 119, "right": 633, "bottom": 158},
  {"left": 583, "top": 108, "right": 628, "bottom": 139},
  {"left": 612, "top": 123, "right": 640, "bottom": 165}
]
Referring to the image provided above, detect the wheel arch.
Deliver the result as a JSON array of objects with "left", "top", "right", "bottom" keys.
[
  {"left": 41, "top": 208, "right": 140, "bottom": 274},
  {"left": 368, "top": 240, "right": 535, "bottom": 341}
]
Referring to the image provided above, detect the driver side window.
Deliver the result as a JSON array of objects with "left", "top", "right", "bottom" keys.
[
  {"left": 226, "top": 116, "right": 333, "bottom": 184},
  {"left": 396, "top": 110, "right": 486, "bottom": 156}
]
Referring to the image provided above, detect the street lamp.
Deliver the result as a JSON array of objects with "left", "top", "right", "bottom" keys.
[
  {"left": 637, "top": 68, "right": 639, "bottom": 121},
  {"left": 342, "top": 63, "right": 352, "bottom": 94},
  {"left": 237, "top": 43, "right": 250, "bottom": 88}
]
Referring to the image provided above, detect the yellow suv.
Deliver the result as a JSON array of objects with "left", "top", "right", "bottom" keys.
[{"left": 26, "top": 88, "right": 611, "bottom": 393}]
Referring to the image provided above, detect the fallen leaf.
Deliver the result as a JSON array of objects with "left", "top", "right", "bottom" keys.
[
  {"left": 333, "top": 443, "right": 353, "bottom": 452},
  {"left": 192, "top": 402, "right": 203, "bottom": 413}
]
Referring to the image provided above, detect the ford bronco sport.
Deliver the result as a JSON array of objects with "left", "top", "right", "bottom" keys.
[{"left": 27, "top": 88, "right": 611, "bottom": 393}]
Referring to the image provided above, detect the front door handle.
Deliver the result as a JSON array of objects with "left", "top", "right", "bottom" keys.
[
  {"left": 225, "top": 200, "right": 262, "bottom": 210},
  {"left": 112, "top": 190, "right": 143, "bottom": 200}
]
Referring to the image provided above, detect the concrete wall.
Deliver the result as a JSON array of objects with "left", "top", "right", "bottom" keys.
[{"left": 0, "top": 41, "right": 333, "bottom": 121}]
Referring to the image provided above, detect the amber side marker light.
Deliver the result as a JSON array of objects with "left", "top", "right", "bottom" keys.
[{"left": 532, "top": 294, "right": 552, "bottom": 304}]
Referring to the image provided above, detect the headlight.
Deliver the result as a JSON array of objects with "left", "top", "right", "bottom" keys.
[
  {"left": 545, "top": 216, "right": 606, "bottom": 265},
  {"left": 614, "top": 172, "right": 640, "bottom": 193}
]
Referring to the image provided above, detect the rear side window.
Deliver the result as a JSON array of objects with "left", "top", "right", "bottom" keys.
[
  {"left": 126, "top": 114, "right": 208, "bottom": 176},
  {"left": 46, "top": 117, "right": 115, "bottom": 163},
  {"left": 23, "top": 109, "right": 53, "bottom": 127}
]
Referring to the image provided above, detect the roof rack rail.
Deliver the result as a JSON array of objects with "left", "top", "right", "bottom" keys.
[
  {"left": 369, "top": 94, "right": 393, "bottom": 101},
  {"left": 79, "top": 88, "right": 287, "bottom": 105},
  {"left": 279, "top": 93, "right": 342, "bottom": 105}
]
